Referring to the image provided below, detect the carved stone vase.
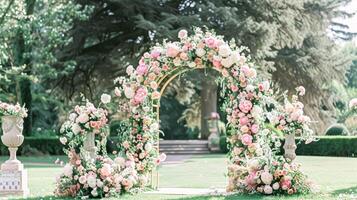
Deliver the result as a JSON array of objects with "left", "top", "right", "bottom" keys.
[
  {"left": 0, "top": 116, "right": 29, "bottom": 197},
  {"left": 83, "top": 132, "right": 97, "bottom": 161},
  {"left": 283, "top": 133, "right": 297, "bottom": 162}
]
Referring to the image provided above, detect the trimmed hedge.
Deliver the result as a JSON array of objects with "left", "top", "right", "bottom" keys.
[
  {"left": 219, "top": 135, "right": 357, "bottom": 157},
  {"left": 0, "top": 137, "right": 121, "bottom": 156}
]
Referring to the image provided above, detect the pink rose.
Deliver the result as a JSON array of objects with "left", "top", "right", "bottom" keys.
[
  {"left": 251, "top": 124, "right": 259, "bottom": 134},
  {"left": 178, "top": 30, "right": 188, "bottom": 39},
  {"left": 230, "top": 84, "right": 239, "bottom": 92},
  {"left": 239, "top": 116, "right": 249, "bottom": 125},
  {"left": 204, "top": 37, "right": 217, "bottom": 48},
  {"left": 241, "top": 65, "right": 250, "bottom": 74},
  {"left": 244, "top": 171, "right": 256, "bottom": 187},
  {"left": 212, "top": 59, "right": 221, "bottom": 68},
  {"left": 241, "top": 134, "right": 253, "bottom": 146},
  {"left": 281, "top": 179, "right": 291, "bottom": 190},
  {"left": 134, "top": 87, "right": 148, "bottom": 104},
  {"left": 152, "top": 91, "right": 161, "bottom": 99},
  {"left": 166, "top": 44, "right": 180, "bottom": 57},
  {"left": 150, "top": 50, "right": 161, "bottom": 59},
  {"left": 239, "top": 100, "right": 253, "bottom": 113},
  {"left": 136, "top": 64, "right": 148, "bottom": 75}
]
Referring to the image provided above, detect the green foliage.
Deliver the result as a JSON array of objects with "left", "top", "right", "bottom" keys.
[{"left": 325, "top": 124, "right": 350, "bottom": 136}]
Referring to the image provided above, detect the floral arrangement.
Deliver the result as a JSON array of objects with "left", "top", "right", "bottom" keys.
[
  {"left": 268, "top": 86, "right": 314, "bottom": 143},
  {"left": 55, "top": 153, "right": 143, "bottom": 198},
  {"left": 0, "top": 101, "right": 28, "bottom": 118},
  {"left": 58, "top": 100, "right": 110, "bottom": 155},
  {"left": 110, "top": 27, "right": 313, "bottom": 196}
]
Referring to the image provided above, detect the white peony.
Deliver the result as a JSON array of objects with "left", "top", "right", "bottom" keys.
[
  {"left": 71, "top": 123, "right": 81, "bottom": 134},
  {"left": 195, "top": 48, "right": 206, "bottom": 57},
  {"left": 261, "top": 171, "right": 273, "bottom": 185},
  {"left": 247, "top": 159, "right": 260, "bottom": 170},
  {"left": 230, "top": 51, "right": 240, "bottom": 63},
  {"left": 251, "top": 105, "right": 263, "bottom": 119},
  {"left": 246, "top": 85, "right": 255, "bottom": 92},
  {"left": 76, "top": 113, "right": 89, "bottom": 124},
  {"left": 87, "top": 175, "right": 97, "bottom": 188},
  {"left": 100, "top": 93, "right": 111, "bottom": 104},
  {"left": 124, "top": 86, "right": 135, "bottom": 99},
  {"left": 218, "top": 44, "right": 231, "bottom": 57},
  {"left": 60, "top": 137, "right": 67, "bottom": 145},
  {"left": 63, "top": 164, "right": 73, "bottom": 177}
]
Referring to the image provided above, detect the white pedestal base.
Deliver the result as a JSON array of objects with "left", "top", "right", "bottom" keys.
[{"left": 0, "top": 169, "right": 29, "bottom": 197}]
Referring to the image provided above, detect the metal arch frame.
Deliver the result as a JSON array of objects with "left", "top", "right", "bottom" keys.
[{"left": 150, "top": 66, "right": 222, "bottom": 189}]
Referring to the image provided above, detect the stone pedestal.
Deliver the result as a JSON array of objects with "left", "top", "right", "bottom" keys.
[
  {"left": 283, "top": 133, "right": 297, "bottom": 162},
  {"left": 0, "top": 116, "right": 29, "bottom": 197},
  {"left": 83, "top": 132, "right": 97, "bottom": 161},
  {"left": 208, "top": 132, "right": 220, "bottom": 152}
]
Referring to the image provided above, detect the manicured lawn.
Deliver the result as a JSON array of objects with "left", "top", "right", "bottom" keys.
[{"left": 1, "top": 155, "right": 357, "bottom": 199}]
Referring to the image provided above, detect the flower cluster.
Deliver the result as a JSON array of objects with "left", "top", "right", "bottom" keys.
[
  {"left": 350, "top": 98, "right": 357, "bottom": 113},
  {"left": 227, "top": 156, "right": 313, "bottom": 195},
  {"left": 59, "top": 101, "right": 109, "bottom": 154},
  {"left": 268, "top": 86, "right": 314, "bottom": 143},
  {"left": 55, "top": 153, "right": 144, "bottom": 198},
  {"left": 0, "top": 101, "right": 28, "bottom": 118}
]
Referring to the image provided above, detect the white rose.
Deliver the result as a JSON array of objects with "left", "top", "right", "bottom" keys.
[
  {"left": 195, "top": 48, "right": 205, "bottom": 57},
  {"left": 272, "top": 182, "right": 280, "bottom": 190},
  {"left": 230, "top": 51, "right": 240, "bottom": 63},
  {"left": 87, "top": 175, "right": 97, "bottom": 188},
  {"left": 71, "top": 124, "right": 81, "bottom": 134},
  {"left": 124, "top": 86, "right": 135, "bottom": 99},
  {"left": 251, "top": 106, "right": 263, "bottom": 119},
  {"left": 264, "top": 185, "right": 273, "bottom": 194},
  {"left": 76, "top": 113, "right": 89, "bottom": 124},
  {"left": 221, "top": 57, "right": 233, "bottom": 68},
  {"left": 246, "top": 85, "right": 255, "bottom": 92},
  {"left": 96, "top": 179, "right": 104, "bottom": 188},
  {"left": 59, "top": 137, "right": 67, "bottom": 145},
  {"left": 114, "top": 87, "right": 121, "bottom": 97},
  {"left": 218, "top": 44, "right": 231, "bottom": 57},
  {"left": 63, "top": 164, "right": 73, "bottom": 177},
  {"left": 91, "top": 188, "right": 98, "bottom": 197},
  {"left": 188, "top": 61, "right": 196, "bottom": 68},
  {"left": 69, "top": 113, "right": 77, "bottom": 122},
  {"left": 261, "top": 171, "right": 273, "bottom": 185},
  {"left": 126, "top": 65, "right": 134, "bottom": 75},
  {"left": 101, "top": 93, "right": 111, "bottom": 104},
  {"left": 145, "top": 143, "right": 153, "bottom": 151}
]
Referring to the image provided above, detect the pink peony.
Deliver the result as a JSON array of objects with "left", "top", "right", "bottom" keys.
[
  {"left": 241, "top": 134, "right": 253, "bottom": 146},
  {"left": 244, "top": 171, "right": 256, "bottom": 187},
  {"left": 136, "top": 64, "right": 148, "bottom": 75},
  {"left": 239, "top": 100, "right": 253, "bottom": 113},
  {"left": 150, "top": 50, "right": 161, "bottom": 59},
  {"left": 134, "top": 87, "right": 148, "bottom": 104},
  {"left": 166, "top": 44, "right": 180, "bottom": 57},
  {"left": 280, "top": 178, "right": 291, "bottom": 190}
]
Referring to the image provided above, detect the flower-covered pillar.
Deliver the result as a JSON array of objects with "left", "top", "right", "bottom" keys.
[{"left": 0, "top": 102, "right": 29, "bottom": 197}]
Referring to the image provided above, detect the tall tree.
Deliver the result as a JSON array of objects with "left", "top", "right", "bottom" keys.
[{"left": 57, "top": 0, "right": 355, "bottom": 133}]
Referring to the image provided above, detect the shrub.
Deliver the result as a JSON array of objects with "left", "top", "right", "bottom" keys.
[
  {"left": 325, "top": 124, "right": 350, "bottom": 136},
  {"left": 219, "top": 135, "right": 229, "bottom": 153},
  {"left": 219, "top": 135, "right": 357, "bottom": 157}
]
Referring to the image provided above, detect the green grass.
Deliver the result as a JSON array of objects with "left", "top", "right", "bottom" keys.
[{"left": 1, "top": 155, "right": 357, "bottom": 199}]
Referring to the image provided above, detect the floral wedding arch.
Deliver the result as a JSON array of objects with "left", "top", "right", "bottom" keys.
[{"left": 55, "top": 28, "right": 315, "bottom": 198}]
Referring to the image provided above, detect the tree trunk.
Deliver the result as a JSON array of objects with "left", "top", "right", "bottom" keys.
[
  {"left": 14, "top": 0, "right": 36, "bottom": 136},
  {"left": 200, "top": 77, "right": 217, "bottom": 139}
]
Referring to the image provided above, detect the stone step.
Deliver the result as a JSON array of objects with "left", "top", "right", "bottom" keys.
[
  {"left": 158, "top": 140, "right": 210, "bottom": 155},
  {"left": 161, "top": 150, "right": 211, "bottom": 155},
  {"left": 159, "top": 144, "right": 208, "bottom": 148},
  {"left": 159, "top": 140, "right": 208, "bottom": 145},
  {"left": 160, "top": 147, "right": 209, "bottom": 151}
]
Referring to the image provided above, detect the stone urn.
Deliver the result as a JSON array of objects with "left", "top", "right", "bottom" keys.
[
  {"left": 0, "top": 115, "right": 29, "bottom": 197},
  {"left": 283, "top": 133, "right": 297, "bottom": 162},
  {"left": 83, "top": 132, "right": 97, "bottom": 161},
  {"left": 1, "top": 116, "right": 24, "bottom": 171}
]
